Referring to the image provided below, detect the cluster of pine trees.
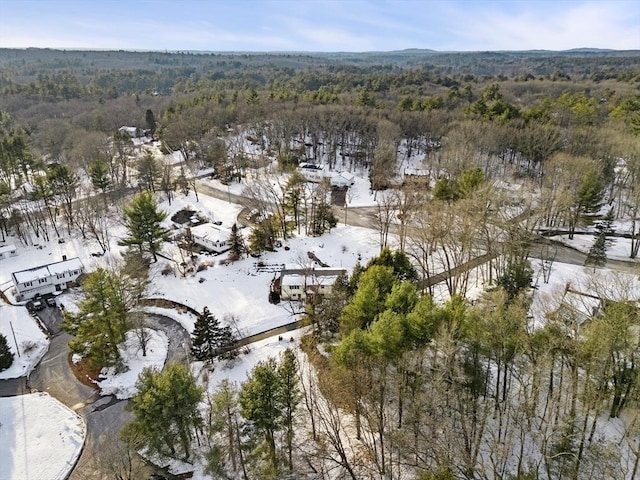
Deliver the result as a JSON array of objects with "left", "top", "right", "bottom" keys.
[{"left": 121, "top": 349, "right": 301, "bottom": 479}]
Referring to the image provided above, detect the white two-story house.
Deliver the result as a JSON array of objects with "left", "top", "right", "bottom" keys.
[
  {"left": 278, "top": 267, "right": 347, "bottom": 302},
  {"left": 12, "top": 257, "right": 84, "bottom": 301}
]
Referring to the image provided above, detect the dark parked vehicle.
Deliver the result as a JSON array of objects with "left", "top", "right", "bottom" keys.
[
  {"left": 27, "top": 300, "right": 45, "bottom": 311},
  {"left": 45, "top": 297, "right": 57, "bottom": 307}
]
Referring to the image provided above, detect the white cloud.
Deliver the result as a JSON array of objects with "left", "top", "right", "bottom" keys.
[
  {"left": 442, "top": 1, "right": 640, "bottom": 50},
  {"left": 0, "top": 0, "right": 637, "bottom": 51}
]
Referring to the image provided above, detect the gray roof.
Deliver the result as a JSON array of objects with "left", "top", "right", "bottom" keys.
[{"left": 12, "top": 257, "right": 84, "bottom": 284}]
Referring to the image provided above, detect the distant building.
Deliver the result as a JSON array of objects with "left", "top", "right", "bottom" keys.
[
  {"left": 329, "top": 171, "right": 355, "bottom": 187},
  {"left": 297, "top": 163, "right": 355, "bottom": 187},
  {"left": 118, "top": 125, "right": 143, "bottom": 138},
  {"left": 12, "top": 257, "right": 84, "bottom": 301},
  {"left": 190, "top": 223, "right": 232, "bottom": 254},
  {"left": 0, "top": 244, "right": 17, "bottom": 260},
  {"left": 297, "top": 163, "right": 327, "bottom": 182},
  {"left": 275, "top": 267, "right": 347, "bottom": 302}
]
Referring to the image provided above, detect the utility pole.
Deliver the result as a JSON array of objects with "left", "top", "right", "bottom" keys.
[{"left": 9, "top": 320, "right": 20, "bottom": 357}]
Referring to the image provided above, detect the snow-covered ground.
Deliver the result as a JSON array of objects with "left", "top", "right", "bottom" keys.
[
  {"left": 555, "top": 231, "right": 640, "bottom": 262},
  {"left": 0, "top": 392, "right": 85, "bottom": 480},
  {"left": 151, "top": 221, "right": 381, "bottom": 336},
  {"left": 2, "top": 173, "right": 640, "bottom": 479},
  {"left": 95, "top": 328, "right": 168, "bottom": 400},
  {"left": 0, "top": 303, "right": 49, "bottom": 380},
  {"left": 530, "top": 258, "right": 640, "bottom": 329}
]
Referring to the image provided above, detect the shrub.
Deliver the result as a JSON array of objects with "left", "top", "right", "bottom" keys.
[
  {"left": 0, "top": 334, "right": 15, "bottom": 372},
  {"left": 21, "top": 340, "right": 38, "bottom": 354}
]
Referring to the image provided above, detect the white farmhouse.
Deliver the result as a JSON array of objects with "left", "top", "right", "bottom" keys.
[
  {"left": 12, "top": 257, "right": 84, "bottom": 301},
  {"left": 0, "top": 244, "right": 17, "bottom": 260},
  {"left": 278, "top": 267, "right": 346, "bottom": 301},
  {"left": 190, "top": 223, "right": 232, "bottom": 254},
  {"left": 297, "top": 163, "right": 354, "bottom": 187}
]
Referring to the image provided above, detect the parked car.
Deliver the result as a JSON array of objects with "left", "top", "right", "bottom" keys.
[
  {"left": 27, "top": 300, "right": 45, "bottom": 311},
  {"left": 45, "top": 297, "right": 57, "bottom": 307}
]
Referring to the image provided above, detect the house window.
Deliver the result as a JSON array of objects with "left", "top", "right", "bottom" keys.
[
  {"left": 57, "top": 273, "right": 66, "bottom": 279},
  {"left": 23, "top": 281, "right": 32, "bottom": 287},
  {"left": 38, "top": 278, "right": 47, "bottom": 284}
]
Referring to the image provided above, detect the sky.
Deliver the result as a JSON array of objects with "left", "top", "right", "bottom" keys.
[{"left": 0, "top": 0, "right": 638, "bottom": 52}]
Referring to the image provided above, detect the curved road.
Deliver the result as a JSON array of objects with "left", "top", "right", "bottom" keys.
[
  {"left": 0, "top": 309, "right": 192, "bottom": 480},
  {"left": 3, "top": 181, "right": 638, "bottom": 478},
  {"left": 69, "top": 313, "right": 192, "bottom": 480}
]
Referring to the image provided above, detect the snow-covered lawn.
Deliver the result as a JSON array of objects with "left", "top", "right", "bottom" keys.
[
  {"left": 197, "top": 328, "right": 307, "bottom": 390},
  {"left": 0, "top": 392, "right": 85, "bottom": 480},
  {"left": 151, "top": 193, "right": 381, "bottom": 336},
  {"left": 0, "top": 303, "right": 49, "bottom": 380},
  {"left": 95, "top": 328, "right": 168, "bottom": 400},
  {"left": 530, "top": 258, "right": 640, "bottom": 329},
  {"left": 554, "top": 231, "right": 639, "bottom": 263}
]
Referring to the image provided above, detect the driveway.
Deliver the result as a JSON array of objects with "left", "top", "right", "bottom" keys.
[
  {"left": 67, "top": 312, "right": 192, "bottom": 480},
  {"left": 0, "top": 302, "right": 192, "bottom": 480}
]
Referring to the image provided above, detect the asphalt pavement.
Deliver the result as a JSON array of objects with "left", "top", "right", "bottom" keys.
[{"left": 0, "top": 302, "right": 192, "bottom": 480}]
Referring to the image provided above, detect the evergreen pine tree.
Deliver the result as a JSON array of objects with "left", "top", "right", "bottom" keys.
[
  {"left": 62, "top": 267, "right": 133, "bottom": 370},
  {"left": 228, "top": 223, "right": 245, "bottom": 262},
  {"left": 124, "top": 363, "right": 203, "bottom": 460},
  {"left": 145, "top": 108, "right": 157, "bottom": 134},
  {"left": 88, "top": 159, "right": 111, "bottom": 195},
  {"left": 218, "top": 325, "right": 239, "bottom": 360},
  {"left": 586, "top": 208, "right": 614, "bottom": 267},
  {"left": 0, "top": 333, "right": 14, "bottom": 372},
  {"left": 278, "top": 349, "right": 300, "bottom": 472},
  {"left": 191, "top": 307, "right": 222, "bottom": 362},
  {"left": 586, "top": 233, "right": 607, "bottom": 267},
  {"left": 119, "top": 191, "right": 170, "bottom": 262},
  {"left": 191, "top": 307, "right": 238, "bottom": 362}
]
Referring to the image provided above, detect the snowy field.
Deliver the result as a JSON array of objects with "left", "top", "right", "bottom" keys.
[
  {"left": 0, "top": 303, "right": 49, "bottom": 380},
  {"left": 2, "top": 175, "right": 640, "bottom": 479},
  {"left": 530, "top": 258, "right": 640, "bottom": 329},
  {"left": 151, "top": 222, "right": 381, "bottom": 336},
  {"left": 95, "top": 328, "right": 168, "bottom": 399},
  {"left": 0, "top": 392, "right": 85, "bottom": 480},
  {"left": 557, "top": 232, "right": 640, "bottom": 262}
]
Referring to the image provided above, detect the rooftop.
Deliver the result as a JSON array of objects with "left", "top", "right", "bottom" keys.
[{"left": 12, "top": 257, "right": 84, "bottom": 284}]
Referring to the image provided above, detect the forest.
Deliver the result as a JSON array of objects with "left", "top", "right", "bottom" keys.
[{"left": 1, "top": 47, "right": 640, "bottom": 479}]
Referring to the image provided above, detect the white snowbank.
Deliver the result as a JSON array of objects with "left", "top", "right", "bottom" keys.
[
  {"left": 0, "top": 392, "right": 86, "bottom": 480},
  {"left": 0, "top": 304, "right": 49, "bottom": 380},
  {"left": 96, "top": 328, "right": 168, "bottom": 399}
]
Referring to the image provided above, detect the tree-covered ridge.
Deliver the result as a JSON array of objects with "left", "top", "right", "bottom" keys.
[{"left": 0, "top": 48, "right": 639, "bottom": 100}]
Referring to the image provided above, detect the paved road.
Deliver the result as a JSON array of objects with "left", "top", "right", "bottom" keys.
[
  {"left": 68, "top": 313, "right": 192, "bottom": 480},
  {"left": 0, "top": 307, "right": 98, "bottom": 408},
  {"left": 196, "top": 178, "right": 248, "bottom": 206},
  {"left": 0, "top": 304, "right": 193, "bottom": 480}
]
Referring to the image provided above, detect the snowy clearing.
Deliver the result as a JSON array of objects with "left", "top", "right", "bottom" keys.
[
  {"left": 96, "top": 328, "right": 169, "bottom": 400},
  {"left": 0, "top": 304, "right": 49, "bottom": 380},
  {"left": 0, "top": 392, "right": 85, "bottom": 480}
]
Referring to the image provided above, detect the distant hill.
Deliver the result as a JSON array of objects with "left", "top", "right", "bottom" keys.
[{"left": 0, "top": 47, "right": 638, "bottom": 93}]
